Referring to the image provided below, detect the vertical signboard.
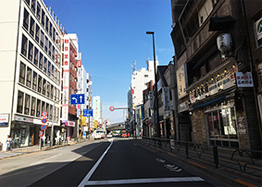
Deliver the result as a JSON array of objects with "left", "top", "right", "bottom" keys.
[
  {"left": 62, "top": 35, "right": 70, "bottom": 121},
  {"left": 149, "top": 91, "right": 154, "bottom": 110},
  {"left": 162, "top": 87, "right": 170, "bottom": 111},
  {"left": 176, "top": 64, "right": 187, "bottom": 99}
]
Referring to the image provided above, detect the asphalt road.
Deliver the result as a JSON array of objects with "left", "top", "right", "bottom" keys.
[{"left": 0, "top": 138, "right": 226, "bottom": 186}]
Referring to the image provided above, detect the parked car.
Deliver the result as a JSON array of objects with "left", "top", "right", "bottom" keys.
[
  {"left": 94, "top": 130, "right": 105, "bottom": 140},
  {"left": 107, "top": 133, "right": 113, "bottom": 138}
]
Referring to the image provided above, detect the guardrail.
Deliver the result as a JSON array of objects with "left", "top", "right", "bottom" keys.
[{"left": 138, "top": 136, "right": 262, "bottom": 178}]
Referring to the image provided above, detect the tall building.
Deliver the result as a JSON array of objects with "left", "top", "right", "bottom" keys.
[
  {"left": 92, "top": 96, "right": 102, "bottom": 129},
  {"left": 170, "top": 0, "right": 261, "bottom": 150},
  {"left": 0, "top": 0, "right": 62, "bottom": 149},
  {"left": 127, "top": 60, "right": 157, "bottom": 135}
]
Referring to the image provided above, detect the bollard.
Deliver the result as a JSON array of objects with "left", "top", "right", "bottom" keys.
[{"left": 213, "top": 145, "right": 219, "bottom": 168}]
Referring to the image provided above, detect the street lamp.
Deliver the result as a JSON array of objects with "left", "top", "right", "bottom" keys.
[{"left": 146, "top": 31, "right": 160, "bottom": 137}]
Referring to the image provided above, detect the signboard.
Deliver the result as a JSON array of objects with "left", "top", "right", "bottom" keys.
[
  {"left": 61, "top": 34, "right": 70, "bottom": 121},
  {"left": 189, "top": 65, "right": 236, "bottom": 104},
  {"left": 236, "top": 72, "right": 254, "bottom": 87},
  {"left": 67, "top": 121, "right": 75, "bottom": 127},
  {"left": 178, "top": 101, "right": 189, "bottom": 113},
  {"left": 109, "top": 106, "right": 115, "bottom": 111},
  {"left": 41, "top": 125, "right": 47, "bottom": 131},
  {"left": 14, "top": 115, "right": 33, "bottom": 123},
  {"left": 41, "top": 111, "right": 48, "bottom": 117},
  {"left": 177, "top": 64, "right": 188, "bottom": 99},
  {"left": 255, "top": 17, "right": 262, "bottom": 41},
  {"left": 41, "top": 118, "right": 47, "bottom": 124},
  {"left": 0, "top": 114, "right": 9, "bottom": 127},
  {"left": 162, "top": 87, "right": 170, "bottom": 111},
  {"left": 149, "top": 91, "right": 154, "bottom": 110},
  {"left": 83, "top": 109, "right": 93, "bottom": 117},
  {"left": 70, "top": 94, "right": 85, "bottom": 104}
]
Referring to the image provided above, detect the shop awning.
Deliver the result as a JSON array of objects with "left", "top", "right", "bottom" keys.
[{"left": 192, "top": 96, "right": 226, "bottom": 110}]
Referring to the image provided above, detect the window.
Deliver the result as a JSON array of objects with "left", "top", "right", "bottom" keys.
[
  {"left": 31, "top": 0, "right": 36, "bottom": 13},
  {"left": 51, "top": 65, "right": 54, "bottom": 79},
  {"left": 144, "top": 74, "right": 148, "bottom": 77},
  {"left": 28, "top": 41, "right": 33, "bottom": 61},
  {"left": 19, "top": 62, "right": 26, "bottom": 84},
  {"left": 30, "top": 17, "right": 35, "bottom": 37},
  {"left": 38, "top": 75, "right": 42, "bottom": 93},
  {"left": 32, "top": 71, "right": 37, "bottom": 90},
  {"left": 50, "top": 105, "right": 53, "bottom": 120},
  {"left": 46, "top": 103, "right": 50, "bottom": 119},
  {"left": 31, "top": 97, "right": 36, "bottom": 116},
  {"left": 36, "top": 2, "right": 41, "bottom": 20},
  {"left": 40, "top": 30, "right": 44, "bottom": 47},
  {"left": 45, "top": 16, "right": 49, "bottom": 32},
  {"left": 42, "top": 79, "right": 46, "bottom": 95},
  {"left": 35, "top": 24, "right": 40, "bottom": 42},
  {"left": 23, "top": 8, "right": 29, "bottom": 30},
  {"left": 21, "top": 34, "right": 28, "bottom": 57},
  {"left": 26, "top": 67, "right": 32, "bottom": 88},
  {"left": 52, "top": 45, "right": 55, "bottom": 60},
  {"left": 46, "top": 81, "right": 50, "bottom": 97},
  {"left": 51, "top": 85, "right": 54, "bottom": 99},
  {"left": 41, "top": 101, "right": 45, "bottom": 115},
  {"left": 48, "top": 61, "right": 51, "bottom": 76},
  {"left": 36, "top": 99, "right": 41, "bottom": 117},
  {"left": 24, "top": 94, "right": 30, "bottom": 115},
  {"left": 49, "top": 23, "right": 53, "bottom": 37},
  {"left": 39, "top": 52, "right": 43, "bottom": 69},
  {"left": 17, "top": 91, "right": 24, "bottom": 113},
  {"left": 53, "top": 28, "right": 55, "bottom": 41},
  {"left": 49, "top": 41, "right": 52, "bottom": 56},
  {"left": 45, "top": 36, "right": 48, "bottom": 52},
  {"left": 34, "top": 47, "right": 38, "bottom": 66},
  {"left": 41, "top": 10, "right": 45, "bottom": 27},
  {"left": 43, "top": 57, "right": 47, "bottom": 73}
]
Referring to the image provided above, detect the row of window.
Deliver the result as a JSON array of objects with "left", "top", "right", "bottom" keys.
[
  {"left": 17, "top": 90, "right": 59, "bottom": 122},
  {"left": 21, "top": 34, "right": 60, "bottom": 85},
  {"left": 23, "top": 7, "right": 61, "bottom": 66},
  {"left": 19, "top": 62, "right": 60, "bottom": 102},
  {"left": 24, "top": 0, "right": 61, "bottom": 50}
]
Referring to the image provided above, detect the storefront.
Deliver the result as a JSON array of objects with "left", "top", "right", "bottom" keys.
[{"left": 204, "top": 99, "right": 238, "bottom": 147}]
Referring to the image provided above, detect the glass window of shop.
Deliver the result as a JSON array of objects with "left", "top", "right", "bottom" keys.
[{"left": 205, "top": 99, "right": 238, "bottom": 147}]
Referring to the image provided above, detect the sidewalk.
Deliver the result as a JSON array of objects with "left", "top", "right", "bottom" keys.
[
  {"left": 0, "top": 140, "right": 78, "bottom": 160},
  {"left": 137, "top": 139, "right": 262, "bottom": 187}
]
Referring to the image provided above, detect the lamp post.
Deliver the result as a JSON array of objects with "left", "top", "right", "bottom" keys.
[{"left": 146, "top": 31, "right": 160, "bottom": 137}]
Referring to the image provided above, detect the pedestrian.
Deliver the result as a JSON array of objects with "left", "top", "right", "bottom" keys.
[{"left": 6, "top": 135, "right": 13, "bottom": 151}]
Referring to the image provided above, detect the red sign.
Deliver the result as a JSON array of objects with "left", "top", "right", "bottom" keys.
[
  {"left": 77, "top": 60, "right": 81, "bottom": 67},
  {"left": 41, "top": 111, "right": 48, "bottom": 117},
  {"left": 109, "top": 106, "right": 115, "bottom": 111},
  {"left": 41, "top": 125, "right": 47, "bottom": 131},
  {"left": 41, "top": 118, "right": 47, "bottom": 124}
]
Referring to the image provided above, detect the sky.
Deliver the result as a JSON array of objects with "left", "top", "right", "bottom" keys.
[{"left": 44, "top": 0, "right": 174, "bottom": 123}]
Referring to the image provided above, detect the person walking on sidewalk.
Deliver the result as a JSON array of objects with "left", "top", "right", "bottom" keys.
[{"left": 6, "top": 135, "right": 13, "bottom": 151}]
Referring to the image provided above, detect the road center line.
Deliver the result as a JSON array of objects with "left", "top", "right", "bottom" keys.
[
  {"left": 78, "top": 140, "right": 114, "bottom": 187},
  {"left": 30, "top": 153, "right": 62, "bottom": 166},
  {"left": 85, "top": 177, "right": 205, "bottom": 185}
]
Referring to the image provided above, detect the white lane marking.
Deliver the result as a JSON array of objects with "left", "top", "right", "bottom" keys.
[
  {"left": 78, "top": 140, "right": 113, "bottom": 187},
  {"left": 30, "top": 153, "right": 62, "bottom": 166},
  {"left": 86, "top": 177, "right": 205, "bottom": 185}
]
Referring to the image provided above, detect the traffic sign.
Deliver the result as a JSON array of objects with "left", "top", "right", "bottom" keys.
[
  {"left": 109, "top": 106, "right": 115, "bottom": 111},
  {"left": 41, "top": 118, "right": 47, "bottom": 124},
  {"left": 83, "top": 109, "right": 93, "bottom": 117},
  {"left": 41, "top": 125, "right": 47, "bottom": 131},
  {"left": 70, "top": 94, "right": 85, "bottom": 105},
  {"left": 41, "top": 111, "right": 48, "bottom": 117}
]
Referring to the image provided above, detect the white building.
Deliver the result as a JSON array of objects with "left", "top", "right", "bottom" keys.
[
  {"left": 127, "top": 60, "right": 158, "bottom": 135},
  {"left": 0, "top": 0, "right": 62, "bottom": 150},
  {"left": 92, "top": 96, "right": 102, "bottom": 129}
]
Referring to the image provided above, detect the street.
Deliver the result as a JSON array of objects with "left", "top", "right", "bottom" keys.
[{"left": 0, "top": 138, "right": 227, "bottom": 186}]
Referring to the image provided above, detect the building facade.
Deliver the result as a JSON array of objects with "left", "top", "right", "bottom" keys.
[
  {"left": 171, "top": 0, "right": 261, "bottom": 150},
  {"left": 0, "top": 0, "right": 62, "bottom": 149}
]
